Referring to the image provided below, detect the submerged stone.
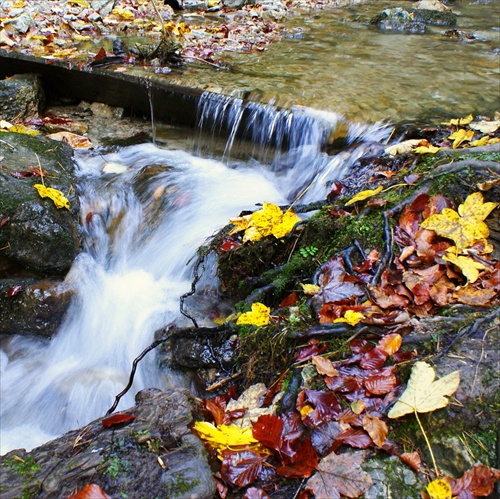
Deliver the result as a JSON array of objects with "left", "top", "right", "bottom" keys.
[{"left": 371, "top": 8, "right": 427, "bottom": 34}]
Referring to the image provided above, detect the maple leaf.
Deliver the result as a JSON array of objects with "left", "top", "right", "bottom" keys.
[
  {"left": 305, "top": 451, "right": 373, "bottom": 499},
  {"left": 192, "top": 421, "right": 259, "bottom": 457},
  {"left": 420, "top": 192, "right": 498, "bottom": 253},
  {"left": 426, "top": 478, "right": 452, "bottom": 499},
  {"left": 236, "top": 302, "right": 270, "bottom": 326},
  {"left": 345, "top": 186, "right": 383, "bottom": 206},
  {"left": 34, "top": 184, "right": 70, "bottom": 210},
  {"left": 333, "top": 309, "right": 364, "bottom": 326},
  {"left": 442, "top": 252, "right": 485, "bottom": 283},
  {"left": 388, "top": 361, "right": 460, "bottom": 418},
  {"left": 448, "top": 129, "right": 474, "bottom": 148}
]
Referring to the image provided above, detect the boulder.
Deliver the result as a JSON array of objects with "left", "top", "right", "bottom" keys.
[
  {"left": 0, "top": 73, "right": 44, "bottom": 121},
  {"left": 0, "top": 388, "right": 215, "bottom": 499},
  {"left": 371, "top": 8, "right": 426, "bottom": 34},
  {"left": 0, "top": 131, "right": 82, "bottom": 278}
]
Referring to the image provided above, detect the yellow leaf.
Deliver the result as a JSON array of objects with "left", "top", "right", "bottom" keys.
[
  {"left": 420, "top": 192, "right": 498, "bottom": 253},
  {"left": 351, "top": 400, "right": 366, "bottom": 414},
  {"left": 272, "top": 210, "right": 301, "bottom": 238},
  {"left": 0, "top": 120, "right": 13, "bottom": 129},
  {"left": 9, "top": 124, "right": 39, "bottom": 136},
  {"left": 192, "top": 421, "right": 259, "bottom": 458},
  {"left": 385, "top": 139, "right": 422, "bottom": 156},
  {"left": 448, "top": 129, "right": 474, "bottom": 149},
  {"left": 34, "top": 184, "right": 70, "bottom": 210},
  {"left": 207, "top": 0, "right": 220, "bottom": 7},
  {"left": 333, "top": 309, "right": 364, "bottom": 326},
  {"left": 441, "top": 114, "right": 474, "bottom": 126},
  {"left": 468, "top": 136, "right": 489, "bottom": 147},
  {"left": 427, "top": 479, "right": 452, "bottom": 499},
  {"left": 388, "top": 361, "right": 460, "bottom": 418},
  {"left": 414, "top": 144, "right": 441, "bottom": 154},
  {"left": 345, "top": 186, "right": 383, "bottom": 206},
  {"left": 443, "top": 253, "right": 485, "bottom": 283},
  {"left": 111, "top": 7, "right": 135, "bottom": 20},
  {"left": 488, "top": 137, "right": 500, "bottom": 144},
  {"left": 229, "top": 214, "right": 251, "bottom": 235},
  {"left": 236, "top": 302, "right": 270, "bottom": 326},
  {"left": 301, "top": 283, "right": 320, "bottom": 295},
  {"left": 300, "top": 404, "right": 314, "bottom": 418}
]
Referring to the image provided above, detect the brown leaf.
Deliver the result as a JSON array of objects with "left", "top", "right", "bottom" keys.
[
  {"left": 350, "top": 339, "right": 373, "bottom": 354},
  {"left": 279, "top": 291, "right": 299, "bottom": 308},
  {"left": 363, "top": 366, "right": 397, "bottom": 395},
  {"left": 362, "top": 414, "right": 388, "bottom": 447},
  {"left": 305, "top": 450, "right": 373, "bottom": 498},
  {"left": 312, "top": 355, "right": 338, "bottom": 377},
  {"left": 334, "top": 428, "right": 373, "bottom": 449},
  {"left": 101, "top": 413, "right": 136, "bottom": 428},
  {"left": 67, "top": 484, "right": 111, "bottom": 499},
  {"left": 317, "top": 257, "right": 365, "bottom": 303},
  {"left": 359, "top": 347, "right": 388, "bottom": 370},
  {"left": 221, "top": 450, "right": 267, "bottom": 487},
  {"left": 399, "top": 451, "right": 422, "bottom": 472},
  {"left": 244, "top": 487, "right": 270, "bottom": 499},
  {"left": 452, "top": 464, "right": 500, "bottom": 497},
  {"left": 297, "top": 390, "right": 342, "bottom": 427},
  {"left": 325, "top": 375, "right": 361, "bottom": 393},
  {"left": 454, "top": 285, "right": 497, "bottom": 306},
  {"left": 369, "top": 285, "right": 410, "bottom": 309}
]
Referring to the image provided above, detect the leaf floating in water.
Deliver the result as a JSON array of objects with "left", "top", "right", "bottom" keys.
[
  {"left": 101, "top": 413, "right": 136, "bottom": 428},
  {"left": 47, "top": 131, "right": 92, "bottom": 149},
  {"left": 34, "top": 184, "right": 70, "bottom": 210}
]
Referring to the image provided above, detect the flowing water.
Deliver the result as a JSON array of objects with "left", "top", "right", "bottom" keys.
[
  {"left": 0, "top": 102, "right": 389, "bottom": 454},
  {"left": 1, "top": 0, "right": 498, "bottom": 455}
]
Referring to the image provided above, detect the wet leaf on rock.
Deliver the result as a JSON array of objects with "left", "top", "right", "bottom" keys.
[
  {"left": 305, "top": 451, "right": 373, "bottom": 498},
  {"left": 220, "top": 450, "right": 267, "bottom": 487},
  {"left": 67, "top": 483, "right": 111, "bottom": 499},
  {"left": 101, "top": 413, "right": 136, "bottom": 428}
]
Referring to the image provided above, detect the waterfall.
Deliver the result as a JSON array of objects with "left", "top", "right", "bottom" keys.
[{"left": 0, "top": 96, "right": 389, "bottom": 454}]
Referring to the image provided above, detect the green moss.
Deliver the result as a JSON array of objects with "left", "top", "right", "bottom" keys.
[
  {"left": 164, "top": 472, "right": 200, "bottom": 497},
  {"left": 2, "top": 456, "right": 40, "bottom": 499}
]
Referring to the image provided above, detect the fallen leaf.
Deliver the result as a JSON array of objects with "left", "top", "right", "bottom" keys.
[
  {"left": 345, "top": 186, "right": 383, "bottom": 206},
  {"left": 9, "top": 124, "right": 39, "bottom": 136},
  {"left": 414, "top": 144, "right": 441, "bottom": 154},
  {"left": 399, "top": 451, "right": 422, "bottom": 472},
  {"left": 7, "top": 285, "right": 22, "bottom": 297},
  {"left": 244, "top": 487, "right": 270, "bottom": 499},
  {"left": 301, "top": 283, "right": 321, "bottom": 295},
  {"left": 388, "top": 361, "right": 460, "bottom": 418},
  {"left": 333, "top": 309, "right": 365, "bottom": 326},
  {"left": 312, "top": 355, "right": 338, "bottom": 377},
  {"left": 443, "top": 253, "right": 485, "bottom": 283},
  {"left": 305, "top": 451, "right": 373, "bottom": 498},
  {"left": 220, "top": 450, "right": 267, "bottom": 487},
  {"left": 34, "top": 184, "right": 70, "bottom": 210},
  {"left": 297, "top": 390, "right": 342, "bottom": 427},
  {"left": 448, "top": 129, "right": 474, "bottom": 149},
  {"left": 426, "top": 478, "right": 452, "bottom": 499},
  {"left": 377, "top": 333, "right": 402, "bottom": 356},
  {"left": 385, "top": 139, "right": 422, "bottom": 156},
  {"left": 67, "top": 484, "right": 111, "bottom": 499},
  {"left": 236, "top": 302, "right": 270, "bottom": 326},
  {"left": 453, "top": 464, "right": 500, "bottom": 497},
  {"left": 454, "top": 285, "right": 497, "bottom": 306},
  {"left": 47, "top": 131, "right": 92, "bottom": 148},
  {"left": 102, "top": 413, "right": 136, "bottom": 428},
  {"left": 363, "top": 366, "right": 398, "bottom": 395},
  {"left": 441, "top": 114, "right": 474, "bottom": 126},
  {"left": 469, "top": 120, "right": 500, "bottom": 134},
  {"left": 362, "top": 414, "right": 388, "bottom": 447},
  {"left": 420, "top": 192, "right": 498, "bottom": 253}
]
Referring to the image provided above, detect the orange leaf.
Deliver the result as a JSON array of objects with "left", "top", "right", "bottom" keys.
[
  {"left": 312, "top": 356, "right": 338, "bottom": 377},
  {"left": 102, "top": 413, "right": 136, "bottom": 428},
  {"left": 377, "top": 333, "right": 402, "bottom": 356},
  {"left": 399, "top": 451, "right": 422, "bottom": 472},
  {"left": 67, "top": 484, "right": 111, "bottom": 499},
  {"left": 362, "top": 414, "right": 388, "bottom": 447},
  {"left": 454, "top": 286, "right": 497, "bottom": 306}
]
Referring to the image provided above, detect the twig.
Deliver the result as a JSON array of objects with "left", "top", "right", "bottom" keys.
[
  {"left": 206, "top": 372, "right": 242, "bottom": 392},
  {"left": 415, "top": 410, "right": 440, "bottom": 477},
  {"left": 371, "top": 211, "right": 392, "bottom": 286},
  {"left": 180, "top": 251, "right": 207, "bottom": 328},
  {"left": 106, "top": 328, "right": 173, "bottom": 415},
  {"left": 0, "top": 138, "right": 16, "bottom": 150}
]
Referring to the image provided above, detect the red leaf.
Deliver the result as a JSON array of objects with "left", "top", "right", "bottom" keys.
[
  {"left": 297, "top": 390, "right": 342, "bottom": 427},
  {"left": 297, "top": 341, "right": 327, "bottom": 361},
  {"left": 329, "top": 181, "right": 346, "bottom": 196},
  {"left": 363, "top": 366, "right": 397, "bottom": 395},
  {"left": 214, "top": 477, "right": 228, "bottom": 499},
  {"left": 220, "top": 450, "right": 267, "bottom": 487},
  {"left": 203, "top": 398, "right": 226, "bottom": 426},
  {"left": 350, "top": 339, "right": 373, "bottom": 354},
  {"left": 334, "top": 428, "right": 373, "bottom": 449},
  {"left": 324, "top": 375, "right": 360, "bottom": 393},
  {"left": 94, "top": 47, "right": 106, "bottom": 61},
  {"left": 0, "top": 217, "right": 8, "bottom": 227},
  {"left": 67, "top": 484, "right": 111, "bottom": 499},
  {"left": 276, "top": 437, "right": 318, "bottom": 478},
  {"left": 7, "top": 285, "right": 23, "bottom": 297},
  {"left": 252, "top": 414, "right": 283, "bottom": 452},
  {"left": 359, "top": 347, "right": 388, "bottom": 370},
  {"left": 221, "top": 238, "right": 241, "bottom": 252},
  {"left": 392, "top": 350, "right": 418, "bottom": 363},
  {"left": 452, "top": 464, "right": 500, "bottom": 497},
  {"left": 101, "top": 413, "right": 136, "bottom": 428},
  {"left": 244, "top": 487, "right": 270, "bottom": 499},
  {"left": 279, "top": 291, "right": 299, "bottom": 308}
]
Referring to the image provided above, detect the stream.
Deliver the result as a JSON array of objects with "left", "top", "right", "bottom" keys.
[{"left": 0, "top": 0, "right": 498, "bottom": 456}]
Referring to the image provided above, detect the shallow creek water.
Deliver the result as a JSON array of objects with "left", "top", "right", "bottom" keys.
[{"left": 171, "top": 0, "right": 500, "bottom": 122}]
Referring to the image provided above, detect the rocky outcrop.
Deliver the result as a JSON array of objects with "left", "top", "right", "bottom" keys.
[
  {"left": 0, "top": 388, "right": 215, "bottom": 499},
  {"left": 0, "top": 73, "right": 44, "bottom": 121}
]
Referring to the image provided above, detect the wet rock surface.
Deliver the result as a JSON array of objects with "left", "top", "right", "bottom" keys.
[
  {"left": 0, "top": 73, "right": 44, "bottom": 121},
  {"left": 0, "top": 131, "right": 82, "bottom": 277},
  {"left": 0, "top": 388, "right": 215, "bottom": 499}
]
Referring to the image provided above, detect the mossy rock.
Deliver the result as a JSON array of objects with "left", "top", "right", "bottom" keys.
[
  {"left": 412, "top": 8, "right": 457, "bottom": 26},
  {"left": 0, "top": 131, "right": 82, "bottom": 277}
]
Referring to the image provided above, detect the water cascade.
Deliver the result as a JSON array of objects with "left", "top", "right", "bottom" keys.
[{"left": 0, "top": 96, "right": 389, "bottom": 454}]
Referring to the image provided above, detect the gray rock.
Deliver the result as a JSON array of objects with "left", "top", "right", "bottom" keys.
[
  {"left": 91, "top": 0, "right": 116, "bottom": 16},
  {"left": 371, "top": 8, "right": 427, "bottom": 34},
  {"left": 0, "top": 131, "right": 82, "bottom": 278},
  {"left": 0, "top": 73, "right": 44, "bottom": 121},
  {"left": 223, "top": 0, "right": 256, "bottom": 9},
  {"left": 8, "top": 12, "right": 35, "bottom": 34},
  {"left": 0, "top": 388, "right": 215, "bottom": 499}
]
